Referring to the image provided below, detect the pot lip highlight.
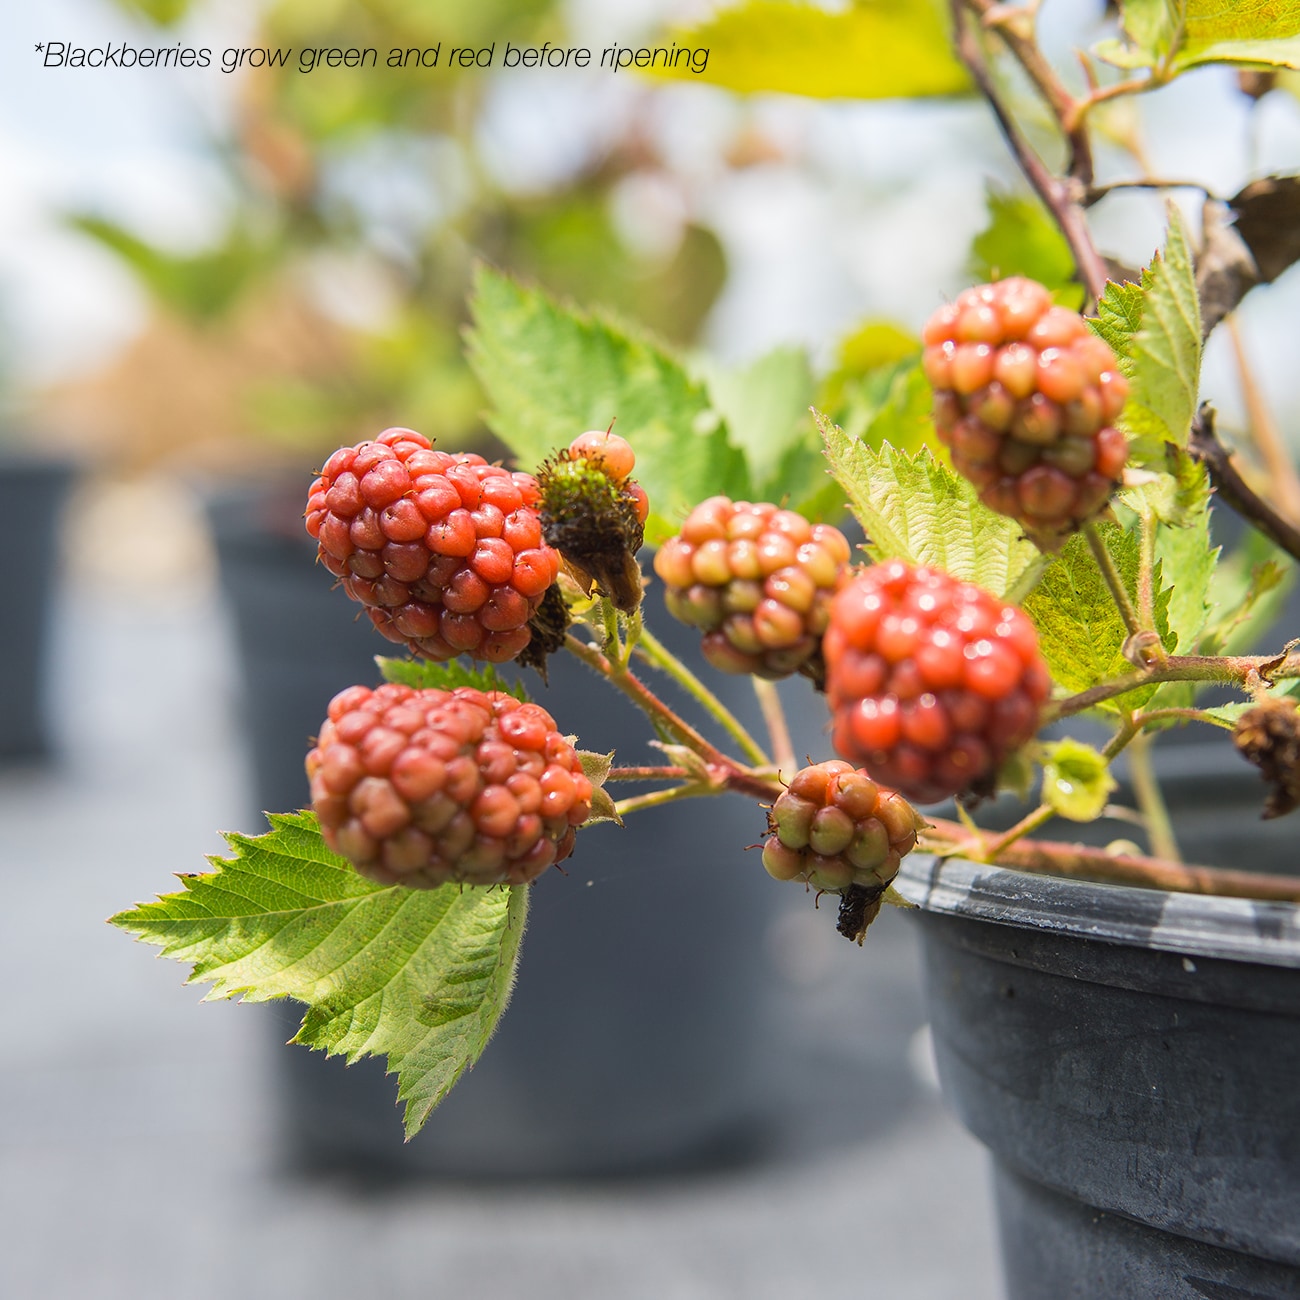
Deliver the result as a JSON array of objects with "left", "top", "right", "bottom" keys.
[{"left": 895, "top": 854, "right": 1300, "bottom": 970}]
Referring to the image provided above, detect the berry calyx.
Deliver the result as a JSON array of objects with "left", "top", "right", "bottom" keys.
[
  {"left": 823, "top": 560, "right": 1051, "bottom": 804},
  {"left": 307, "top": 682, "right": 594, "bottom": 887},
  {"left": 922, "top": 278, "right": 1130, "bottom": 543},
  {"left": 761, "top": 760, "right": 925, "bottom": 893},
  {"left": 305, "top": 428, "right": 560, "bottom": 664},
  {"left": 654, "top": 497, "right": 852, "bottom": 680},
  {"left": 1233, "top": 694, "right": 1300, "bottom": 819},
  {"left": 537, "top": 434, "right": 648, "bottom": 613}
]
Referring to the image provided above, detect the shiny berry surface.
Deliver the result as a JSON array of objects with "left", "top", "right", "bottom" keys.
[
  {"left": 305, "top": 429, "right": 560, "bottom": 663},
  {"left": 824, "top": 561, "right": 1051, "bottom": 804},
  {"left": 307, "top": 683, "right": 593, "bottom": 887}
]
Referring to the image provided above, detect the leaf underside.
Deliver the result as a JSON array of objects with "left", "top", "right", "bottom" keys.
[
  {"left": 644, "top": 0, "right": 972, "bottom": 99},
  {"left": 110, "top": 811, "right": 527, "bottom": 1138}
]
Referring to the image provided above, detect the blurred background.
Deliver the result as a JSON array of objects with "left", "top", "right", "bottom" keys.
[{"left": 1, "top": 0, "right": 1298, "bottom": 1295}]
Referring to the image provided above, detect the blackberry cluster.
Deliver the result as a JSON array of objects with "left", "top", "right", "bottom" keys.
[
  {"left": 762, "top": 760, "right": 924, "bottom": 893},
  {"left": 824, "top": 560, "right": 1051, "bottom": 804},
  {"left": 305, "top": 428, "right": 560, "bottom": 664},
  {"left": 922, "top": 277, "right": 1129, "bottom": 541},
  {"left": 653, "top": 497, "right": 851, "bottom": 679},
  {"left": 307, "top": 682, "right": 593, "bottom": 887}
]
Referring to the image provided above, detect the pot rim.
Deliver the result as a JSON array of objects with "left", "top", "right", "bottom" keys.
[{"left": 894, "top": 855, "right": 1300, "bottom": 970}]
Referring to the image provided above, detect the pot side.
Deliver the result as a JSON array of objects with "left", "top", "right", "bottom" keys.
[{"left": 894, "top": 854, "right": 1300, "bottom": 1298}]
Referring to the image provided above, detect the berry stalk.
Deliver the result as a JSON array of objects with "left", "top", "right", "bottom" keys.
[{"left": 1044, "top": 651, "right": 1300, "bottom": 723}]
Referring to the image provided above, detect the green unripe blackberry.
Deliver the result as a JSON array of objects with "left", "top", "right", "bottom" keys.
[
  {"left": 761, "top": 760, "right": 925, "bottom": 893},
  {"left": 654, "top": 497, "right": 851, "bottom": 680}
]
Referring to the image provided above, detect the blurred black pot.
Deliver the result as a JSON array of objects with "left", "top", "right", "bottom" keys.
[
  {"left": 0, "top": 454, "right": 75, "bottom": 761},
  {"left": 208, "top": 482, "right": 797, "bottom": 1179},
  {"left": 896, "top": 755, "right": 1300, "bottom": 1299}
]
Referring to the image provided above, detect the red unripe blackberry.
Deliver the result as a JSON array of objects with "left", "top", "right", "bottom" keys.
[
  {"left": 824, "top": 561, "right": 1051, "bottom": 804},
  {"left": 922, "top": 278, "right": 1130, "bottom": 541},
  {"left": 307, "top": 682, "right": 593, "bottom": 887},
  {"left": 762, "top": 760, "right": 925, "bottom": 893},
  {"left": 653, "top": 497, "right": 852, "bottom": 679},
  {"left": 305, "top": 428, "right": 561, "bottom": 663}
]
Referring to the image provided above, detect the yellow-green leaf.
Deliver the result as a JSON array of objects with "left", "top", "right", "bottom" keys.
[
  {"left": 1100, "top": 1, "right": 1300, "bottom": 72},
  {"left": 1089, "top": 206, "right": 1202, "bottom": 461},
  {"left": 644, "top": 0, "right": 972, "bottom": 100},
  {"left": 111, "top": 812, "right": 528, "bottom": 1138},
  {"left": 1042, "top": 739, "right": 1117, "bottom": 822}
]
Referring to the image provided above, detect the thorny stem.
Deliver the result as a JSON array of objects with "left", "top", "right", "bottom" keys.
[
  {"left": 752, "top": 678, "right": 797, "bottom": 777},
  {"left": 607, "top": 765, "right": 691, "bottom": 782},
  {"left": 1136, "top": 502, "right": 1159, "bottom": 635},
  {"left": 1188, "top": 406, "right": 1300, "bottom": 565},
  {"left": 960, "top": 0, "right": 1092, "bottom": 183},
  {"left": 920, "top": 816, "right": 1300, "bottom": 903},
  {"left": 563, "top": 633, "right": 781, "bottom": 803},
  {"left": 952, "top": 0, "right": 1109, "bottom": 301},
  {"left": 613, "top": 784, "right": 716, "bottom": 818},
  {"left": 1066, "top": 74, "right": 1160, "bottom": 128},
  {"left": 1044, "top": 650, "right": 1300, "bottom": 721},
  {"left": 984, "top": 801, "right": 1056, "bottom": 856},
  {"left": 1226, "top": 316, "right": 1300, "bottom": 526},
  {"left": 1084, "top": 177, "right": 1215, "bottom": 205},
  {"left": 564, "top": 632, "right": 727, "bottom": 764},
  {"left": 1126, "top": 729, "right": 1182, "bottom": 862},
  {"left": 1085, "top": 521, "right": 1143, "bottom": 638},
  {"left": 632, "top": 625, "right": 770, "bottom": 767}
]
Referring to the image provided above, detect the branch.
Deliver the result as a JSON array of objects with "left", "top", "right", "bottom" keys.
[
  {"left": 950, "top": 0, "right": 1108, "bottom": 301},
  {"left": 921, "top": 816, "right": 1300, "bottom": 903},
  {"left": 1188, "top": 405, "right": 1300, "bottom": 565},
  {"left": 962, "top": 0, "right": 1093, "bottom": 185},
  {"left": 1043, "top": 649, "right": 1300, "bottom": 721}
]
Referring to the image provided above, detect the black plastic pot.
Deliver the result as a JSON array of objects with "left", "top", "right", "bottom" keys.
[
  {"left": 208, "top": 483, "right": 795, "bottom": 1179},
  {"left": 0, "top": 454, "right": 75, "bottom": 761},
  {"left": 895, "top": 762, "right": 1300, "bottom": 1299}
]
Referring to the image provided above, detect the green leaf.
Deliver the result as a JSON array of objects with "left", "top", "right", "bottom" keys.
[
  {"left": 835, "top": 360, "right": 939, "bottom": 460},
  {"left": 69, "top": 216, "right": 278, "bottom": 323},
  {"left": 466, "top": 266, "right": 751, "bottom": 546},
  {"left": 1100, "top": 1, "right": 1300, "bottom": 73},
  {"left": 1201, "top": 536, "right": 1294, "bottom": 655},
  {"left": 816, "top": 413, "right": 1046, "bottom": 600},
  {"left": 109, "top": 0, "right": 198, "bottom": 24},
  {"left": 1022, "top": 522, "right": 1172, "bottom": 707},
  {"left": 1116, "top": 452, "right": 1216, "bottom": 653},
  {"left": 1041, "top": 739, "right": 1118, "bottom": 821},
  {"left": 644, "top": 0, "right": 972, "bottom": 100},
  {"left": 1089, "top": 206, "right": 1202, "bottom": 461},
  {"left": 695, "top": 346, "right": 822, "bottom": 501},
  {"left": 377, "top": 656, "right": 528, "bottom": 700},
  {"left": 969, "top": 187, "right": 1085, "bottom": 308},
  {"left": 111, "top": 812, "right": 527, "bottom": 1137}
]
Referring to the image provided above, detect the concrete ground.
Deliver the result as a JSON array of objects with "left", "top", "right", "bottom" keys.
[{"left": 0, "top": 576, "right": 1003, "bottom": 1300}]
